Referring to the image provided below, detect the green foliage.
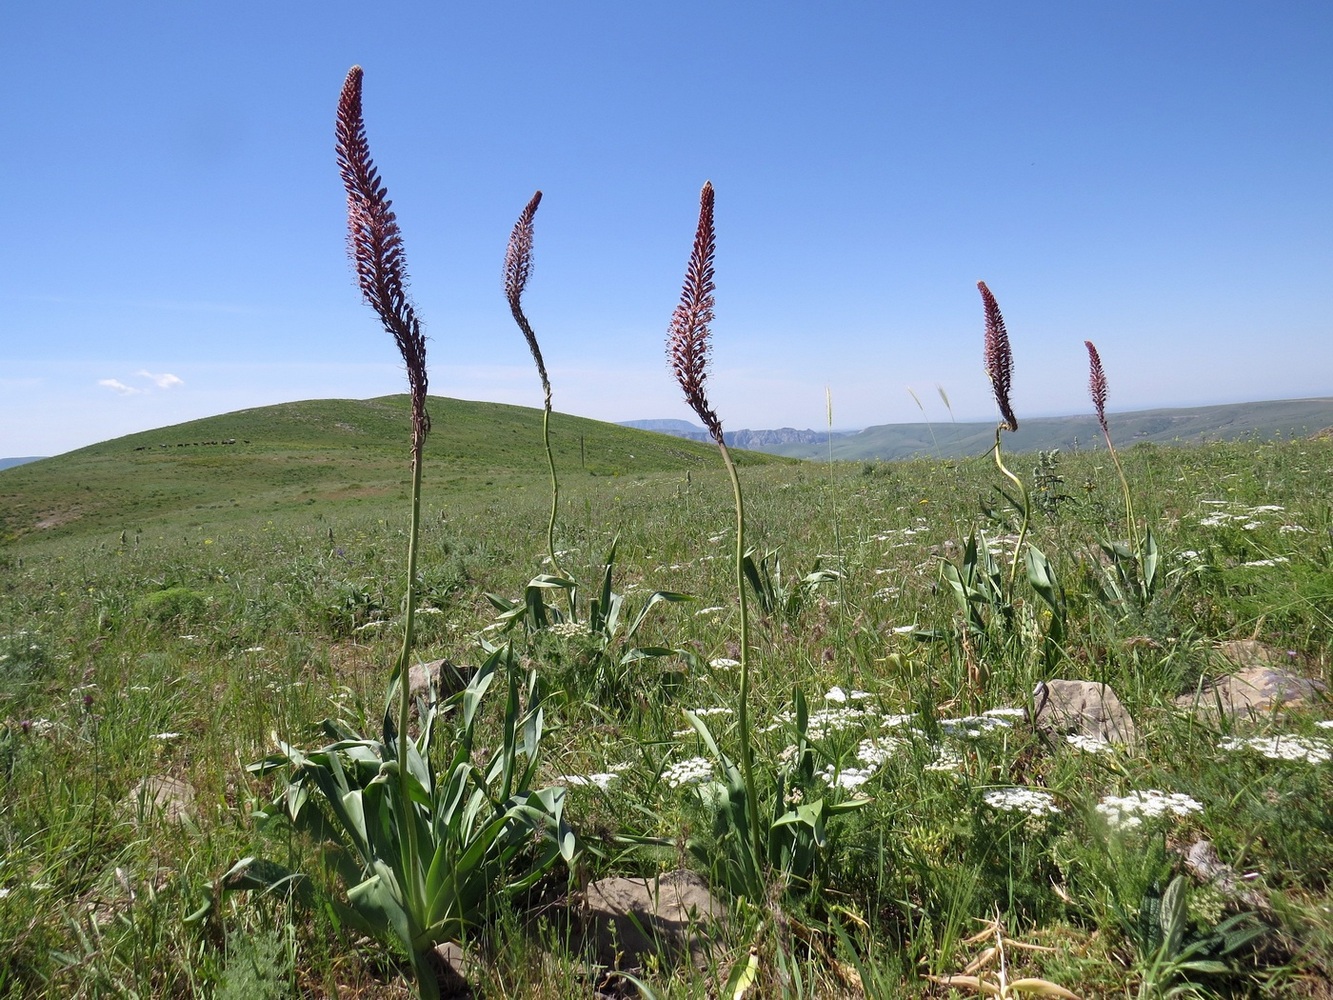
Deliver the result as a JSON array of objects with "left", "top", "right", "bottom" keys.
[
  {"left": 741, "top": 547, "right": 840, "bottom": 625},
  {"left": 248, "top": 644, "right": 573, "bottom": 998}
]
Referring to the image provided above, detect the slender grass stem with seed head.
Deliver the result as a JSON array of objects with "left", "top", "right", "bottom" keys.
[
  {"left": 1085, "top": 339, "right": 1139, "bottom": 551},
  {"left": 504, "top": 191, "right": 564, "bottom": 582},
  {"left": 978, "top": 281, "right": 1030, "bottom": 588},
  {"left": 336, "top": 64, "right": 429, "bottom": 965},
  {"left": 667, "top": 181, "right": 762, "bottom": 870}
]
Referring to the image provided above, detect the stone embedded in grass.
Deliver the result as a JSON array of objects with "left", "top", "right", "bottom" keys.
[
  {"left": 1217, "top": 735, "right": 1332, "bottom": 764},
  {"left": 1095, "top": 789, "right": 1202, "bottom": 832}
]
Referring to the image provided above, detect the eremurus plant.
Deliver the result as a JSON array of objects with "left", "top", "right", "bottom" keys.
[
  {"left": 504, "top": 190, "right": 565, "bottom": 583},
  {"left": 242, "top": 67, "right": 571, "bottom": 1000}
]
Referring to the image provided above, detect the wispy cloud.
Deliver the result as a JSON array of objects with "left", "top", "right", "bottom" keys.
[
  {"left": 137, "top": 370, "right": 184, "bottom": 389},
  {"left": 98, "top": 378, "right": 144, "bottom": 396}
]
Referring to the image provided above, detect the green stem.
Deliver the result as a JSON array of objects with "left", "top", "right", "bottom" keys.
[
  {"left": 1102, "top": 429, "right": 1140, "bottom": 554},
  {"left": 716, "top": 439, "right": 763, "bottom": 872},
  {"left": 396, "top": 435, "right": 425, "bottom": 918},
  {"left": 992, "top": 425, "right": 1031, "bottom": 590},
  {"left": 541, "top": 402, "right": 574, "bottom": 620}
]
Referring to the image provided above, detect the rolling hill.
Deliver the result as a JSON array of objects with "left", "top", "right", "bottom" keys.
[{"left": 0, "top": 395, "right": 787, "bottom": 543}]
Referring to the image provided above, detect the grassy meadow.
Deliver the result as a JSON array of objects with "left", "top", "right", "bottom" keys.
[{"left": 2, "top": 397, "right": 1332, "bottom": 998}]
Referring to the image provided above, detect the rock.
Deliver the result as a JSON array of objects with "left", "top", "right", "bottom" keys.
[
  {"left": 1182, "top": 839, "right": 1272, "bottom": 916},
  {"left": 579, "top": 869, "right": 725, "bottom": 976},
  {"left": 1214, "top": 639, "right": 1299, "bottom": 671},
  {"left": 408, "top": 659, "right": 475, "bottom": 705},
  {"left": 427, "top": 942, "right": 475, "bottom": 999},
  {"left": 1177, "top": 665, "right": 1326, "bottom": 720},
  {"left": 1033, "top": 680, "right": 1136, "bottom": 744},
  {"left": 121, "top": 775, "right": 195, "bottom": 826}
]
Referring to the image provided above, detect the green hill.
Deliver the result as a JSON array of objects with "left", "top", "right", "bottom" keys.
[
  {"left": 760, "top": 397, "right": 1333, "bottom": 460},
  {"left": 0, "top": 395, "right": 785, "bottom": 543}
]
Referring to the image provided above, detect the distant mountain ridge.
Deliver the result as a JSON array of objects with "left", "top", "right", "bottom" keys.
[
  {"left": 624, "top": 397, "right": 1333, "bottom": 461},
  {"left": 619, "top": 420, "right": 851, "bottom": 449},
  {"left": 0, "top": 457, "right": 44, "bottom": 471}
]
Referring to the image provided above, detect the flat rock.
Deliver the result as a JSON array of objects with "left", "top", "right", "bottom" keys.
[
  {"left": 1177, "top": 665, "right": 1326, "bottom": 720},
  {"left": 409, "top": 659, "right": 474, "bottom": 705},
  {"left": 1033, "top": 679, "right": 1136, "bottom": 744},
  {"left": 579, "top": 869, "right": 724, "bottom": 975},
  {"left": 121, "top": 775, "right": 195, "bottom": 826}
]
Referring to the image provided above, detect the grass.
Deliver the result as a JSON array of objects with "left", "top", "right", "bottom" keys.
[{"left": 1, "top": 402, "right": 1331, "bottom": 998}]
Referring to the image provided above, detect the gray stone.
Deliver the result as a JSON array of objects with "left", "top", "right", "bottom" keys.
[
  {"left": 121, "top": 775, "right": 195, "bottom": 826},
  {"left": 1033, "top": 679, "right": 1137, "bottom": 744},
  {"left": 409, "top": 659, "right": 474, "bottom": 706},
  {"left": 1177, "top": 665, "right": 1326, "bottom": 720},
  {"left": 579, "top": 869, "right": 725, "bottom": 975}
]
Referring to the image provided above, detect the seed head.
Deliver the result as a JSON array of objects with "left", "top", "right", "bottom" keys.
[
  {"left": 504, "top": 191, "right": 551, "bottom": 409},
  {"left": 978, "top": 281, "right": 1017, "bottom": 432},
  {"left": 1085, "top": 340, "right": 1109, "bottom": 437},
  {"left": 668, "top": 182, "right": 723, "bottom": 444},
  {"left": 336, "top": 66, "right": 429, "bottom": 446}
]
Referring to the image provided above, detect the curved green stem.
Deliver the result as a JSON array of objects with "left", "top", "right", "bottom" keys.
[
  {"left": 992, "top": 425, "right": 1031, "bottom": 590},
  {"left": 396, "top": 436, "right": 425, "bottom": 910},
  {"left": 716, "top": 439, "right": 762, "bottom": 871},
  {"left": 1102, "top": 429, "right": 1140, "bottom": 554}
]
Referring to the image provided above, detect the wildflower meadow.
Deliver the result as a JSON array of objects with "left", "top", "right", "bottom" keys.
[{"left": 0, "top": 66, "right": 1331, "bottom": 999}]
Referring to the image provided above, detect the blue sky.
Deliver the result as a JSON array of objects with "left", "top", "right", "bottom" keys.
[{"left": 3, "top": 2, "right": 1330, "bottom": 456}]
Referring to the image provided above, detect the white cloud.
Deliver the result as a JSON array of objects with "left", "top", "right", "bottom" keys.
[
  {"left": 98, "top": 378, "right": 144, "bottom": 395},
  {"left": 136, "top": 370, "right": 184, "bottom": 389}
]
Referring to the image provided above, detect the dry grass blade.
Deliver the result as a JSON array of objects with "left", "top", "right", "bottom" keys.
[{"left": 336, "top": 65, "right": 429, "bottom": 444}]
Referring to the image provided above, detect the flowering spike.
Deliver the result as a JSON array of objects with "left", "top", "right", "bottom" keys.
[
  {"left": 668, "top": 182, "right": 723, "bottom": 444},
  {"left": 1085, "top": 340, "right": 1110, "bottom": 437},
  {"left": 336, "top": 66, "right": 429, "bottom": 445},
  {"left": 505, "top": 190, "right": 551, "bottom": 408},
  {"left": 978, "top": 281, "right": 1017, "bottom": 432}
]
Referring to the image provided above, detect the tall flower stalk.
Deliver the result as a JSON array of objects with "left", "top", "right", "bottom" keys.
[
  {"left": 978, "top": 281, "right": 1030, "bottom": 588},
  {"left": 1085, "top": 340, "right": 1139, "bottom": 552},
  {"left": 504, "top": 191, "right": 564, "bottom": 582},
  {"left": 668, "top": 181, "right": 762, "bottom": 869},
  {"left": 336, "top": 61, "right": 429, "bottom": 976}
]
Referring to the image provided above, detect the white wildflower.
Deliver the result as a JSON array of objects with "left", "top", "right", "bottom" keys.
[
  {"left": 939, "top": 716, "right": 1012, "bottom": 738},
  {"left": 825, "top": 686, "right": 848, "bottom": 703},
  {"left": 1096, "top": 790, "right": 1203, "bottom": 832},
  {"left": 689, "top": 707, "right": 733, "bottom": 718},
  {"left": 925, "top": 746, "right": 964, "bottom": 773},
  {"left": 151, "top": 732, "right": 183, "bottom": 741},
  {"left": 695, "top": 606, "right": 727, "bottom": 617},
  {"left": 1218, "top": 735, "right": 1330, "bottom": 764},
  {"left": 662, "top": 756, "right": 714, "bottom": 787},
  {"left": 819, "top": 765, "right": 874, "bottom": 791},
  {"left": 708, "top": 657, "right": 739, "bottom": 669},
  {"left": 559, "top": 772, "right": 618, "bottom": 790},
  {"left": 545, "top": 621, "right": 585, "bottom": 639},
  {"left": 1316, "top": 721, "right": 1333, "bottom": 730},
  {"left": 856, "top": 737, "right": 907, "bottom": 767},
  {"left": 983, "top": 787, "right": 1061, "bottom": 817},
  {"left": 1065, "top": 734, "right": 1115, "bottom": 755},
  {"left": 984, "top": 707, "right": 1026, "bottom": 720}
]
